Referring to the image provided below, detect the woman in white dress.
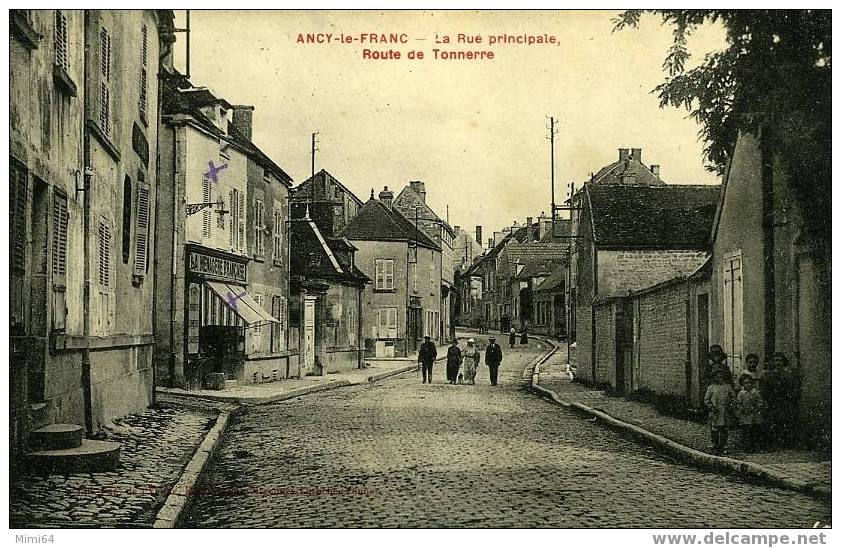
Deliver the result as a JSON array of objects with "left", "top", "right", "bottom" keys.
[{"left": 462, "top": 339, "right": 481, "bottom": 385}]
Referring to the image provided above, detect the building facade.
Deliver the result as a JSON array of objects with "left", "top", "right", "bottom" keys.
[
  {"left": 342, "top": 187, "right": 442, "bottom": 357},
  {"left": 153, "top": 80, "right": 289, "bottom": 389},
  {"left": 10, "top": 10, "right": 174, "bottom": 455}
]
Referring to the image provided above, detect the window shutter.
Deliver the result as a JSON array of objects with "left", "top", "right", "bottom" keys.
[
  {"left": 229, "top": 188, "right": 235, "bottom": 249},
  {"left": 139, "top": 25, "right": 148, "bottom": 119},
  {"left": 134, "top": 183, "right": 150, "bottom": 275},
  {"left": 10, "top": 160, "right": 27, "bottom": 273},
  {"left": 98, "top": 219, "right": 111, "bottom": 287},
  {"left": 99, "top": 27, "right": 111, "bottom": 135},
  {"left": 54, "top": 11, "right": 69, "bottom": 71},
  {"left": 202, "top": 177, "right": 212, "bottom": 238},
  {"left": 238, "top": 193, "right": 246, "bottom": 253},
  {"left": 388, "top": 308, "right": 398, "bottom": 338},
  {"left": 51, "top": 192, "right": 69, "bottom": 280}
]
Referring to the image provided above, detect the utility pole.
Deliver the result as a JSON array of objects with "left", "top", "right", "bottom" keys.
[
  {"left": 547, "top": 116, "right": 559, "bottom": 224},
  {"left": 310, "top": 132, "right": 319, "bottom": 210}
]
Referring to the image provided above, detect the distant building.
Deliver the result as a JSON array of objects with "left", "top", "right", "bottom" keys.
[
  {"left": 342, "top": 187, "right": 442, "bottom": 357},
  {"left": 393, "top": 181, "right": 455, "bottom": 339},
  {"left": 290, "top": 169, "right": 363, "bottom": 237},
  {"left": 9, "top": 10, "right": 175, "bottom": 457}
]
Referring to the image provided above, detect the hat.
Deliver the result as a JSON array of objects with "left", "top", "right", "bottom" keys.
[
  {"left": 489, "top": 336, "right": 496, "bottom": 340},
  {"left": 467, "top": 338, "right": 475, "bottom": 343},
  {"left": 424, "top": 335, "right": 431, "bottom": 339}
]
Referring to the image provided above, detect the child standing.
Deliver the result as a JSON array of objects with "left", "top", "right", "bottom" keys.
[
  {"left": 736, "top": 374, "right": 764, "bottom": 451},
  {"left": 704, "top": 369, "right": 736, "bottom": 455}
]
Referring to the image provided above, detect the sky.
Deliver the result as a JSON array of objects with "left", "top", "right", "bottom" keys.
[{"left": 173, "top": 10, "right": 726, "bottom": 234}]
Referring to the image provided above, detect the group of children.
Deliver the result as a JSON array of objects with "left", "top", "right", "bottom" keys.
[{"left": 703, "top": 346, "right": 802, "bottom": 455}]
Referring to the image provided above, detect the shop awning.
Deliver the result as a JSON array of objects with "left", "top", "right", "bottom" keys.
[{"left": 205, "top": 281, "right": 279, "bottom": 325}]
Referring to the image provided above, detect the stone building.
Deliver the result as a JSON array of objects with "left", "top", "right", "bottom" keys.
[
  {"left": 342, "top": 187, "right": 442, "bottom": 357},
  {"left": 153, "top": 79, "right": 290, "bottom": 389},
  {"left": 290, "top": 169, "right": 363, "bottom": 237},
  {"left": 392, "top": 181, "right": 455, "bottom": 339},
  {"left": 9, "top": 10, "right": 174, "bottom": 458}
]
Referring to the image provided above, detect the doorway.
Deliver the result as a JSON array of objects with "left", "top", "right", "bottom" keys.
[{"left": 303, "top": 297, "right": 316, "bottom": 374}]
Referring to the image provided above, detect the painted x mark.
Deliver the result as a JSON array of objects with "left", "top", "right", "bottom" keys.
[
  {"left": 205, "top": 160, "right": 228, "bottom": 183},
  {"left": 225, "top": 290, "right": 247, "bottom": 311}
]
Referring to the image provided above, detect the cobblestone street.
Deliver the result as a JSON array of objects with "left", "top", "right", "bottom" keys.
[{"left": 183, "top": 337, "right": 830, "bottom": 528}]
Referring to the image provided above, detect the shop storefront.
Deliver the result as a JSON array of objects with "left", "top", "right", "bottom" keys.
[{"left": 184, "top": 244, "right": 279, "bottom": 388}]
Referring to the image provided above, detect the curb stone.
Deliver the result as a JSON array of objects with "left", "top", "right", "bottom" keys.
[
  {"left": 152, "top": 364, "right": 418, "bottom": 527},
  {"left": 527, "top": 351, "right": 831, "bottom": 503}
]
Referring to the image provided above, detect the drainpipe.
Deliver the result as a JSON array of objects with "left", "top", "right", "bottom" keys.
[
  {"left": 170, "top": 123, "right": 182, "bottom": 386},
  {"left": 760, "top": 130, "right": 776, "bottom": 358},
  {"left": 81, "top": 12, "right": 94, "bottom": 435},
  {"left": 357, "top": 284, "right": 363, "bottom": 368}
]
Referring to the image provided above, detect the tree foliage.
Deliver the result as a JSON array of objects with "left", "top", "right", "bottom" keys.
[{"left": 615, "top": 10, "right": 831, "bottom": 242}]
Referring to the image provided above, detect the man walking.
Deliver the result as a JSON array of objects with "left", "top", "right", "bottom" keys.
[
  {"left": 485, "top": 336, "right": 503, "bottom": 386},
  {"left": 418, "top": 335, "right": 437, "bottom": 384}
]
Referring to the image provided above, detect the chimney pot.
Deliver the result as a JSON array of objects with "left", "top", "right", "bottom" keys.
[
  {"left": 475, "top": 226, "right": 483, "bottom": 246},
  {"left": 231, "top": 105, "right": 255, "bottom": 141},
  {"left": 650, "top": 164, "right": 660, "bottom": 177},
  {"left": 378, "top": 186, "right": 394, "bottom": 208},
  {"left": 619, "top": 148, "right": 630, "bottom": 162},
  {"left": 631, "top": 148, "right": 642, "bottom": 163},
  {"left": 488, "top": 238, "right": 493, "bottom": 249}
]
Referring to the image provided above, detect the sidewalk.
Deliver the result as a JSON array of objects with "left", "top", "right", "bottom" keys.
[
  {"left": 535, "top": 356, "right": 831, "bottom": 500},
  {"left": 155, "top": 353, "right": 440, "bottom": 405}
]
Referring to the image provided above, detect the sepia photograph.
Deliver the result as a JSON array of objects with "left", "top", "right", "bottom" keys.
[{"left": 5, "top": 2, "right": 833, "bottom": 536}]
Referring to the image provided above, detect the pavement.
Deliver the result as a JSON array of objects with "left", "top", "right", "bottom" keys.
[
  {"left": 533, "top": 340, "right": 832, "bottom": 501},
  {"left": 156, "top": 343, "right": 452, "bottom": 405},
  {"left": 182, "top": 333, "right": 830, "bottom": 528},
  {"left": 9, "top": 403, "right": 218, "bottom": 528}
]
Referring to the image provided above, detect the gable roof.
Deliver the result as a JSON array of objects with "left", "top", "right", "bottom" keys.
[
  {"left": 291, "top": 219, "right": 369, "bottom": 284},
  {"left": 591, "top": 156, "right": 666, "bottom": 186},
  {"left": 535, "top": 266, "right": 566, "bottom": 292},
  {"left": 586, "top": 184, "right": 721, "bottom": 250},
  {"left": 293, "top": 169, "right": 364, "bottom": 206},
  {"left": 502, "top": 243, "right": 567, "bottom": 278},
  {"left": 227, "top": 123, "right": 293, "bottom": 185},
  {"left": 393, "top": 185, "right": 455, "bottom": 237},
  {"left": 341, "top": 198, "right": 441, "bottom": 251}
]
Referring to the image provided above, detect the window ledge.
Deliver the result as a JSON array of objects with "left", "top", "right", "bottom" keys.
[
  {"left": 88, "top": 121, "right": 121, "bottom": 162},
  {"left": 53, "top": 64, "right": 77, "bottom": 97},
  {"left": 11, "top": 12, "right": 41, "bottom": 50},
  {"left": 373, "top": 288, "right": 396, "bottom": 293}
]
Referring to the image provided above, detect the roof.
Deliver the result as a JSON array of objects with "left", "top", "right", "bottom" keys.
[
  {"left": 227, "top": 124, "right": 293, "bottom": 185},
  {"left": 590, "top": 156, "right": 666, "bottom": 186},
  {"left": 291, "top": 219, "right": 369, "bottom": 284},
  {"left": 535, "top": 266, "right": 566, "bottom": 292},
  {"left": 292, "top": 169, "right": 364, "bottom": 206},
  {"left": 539, "top": 219, "right": 571, "bottom": 243},
  {"left": 341, "top": 198, "right": 441, "bottom": 251},
  {"left": 162, "top": 79, "right": 292, "bottom": 185},
  {"left": 515, "top": 258, "right": 562, "bottom": 280},
  {"left": 586, "top": 184, "right": 721, "bottom": 250},
  {"left": 505, "top": 243, "right": 567, "bottom": 277},
  {"left": 393, "top": 185, "right": 455, "bottom": 237}
]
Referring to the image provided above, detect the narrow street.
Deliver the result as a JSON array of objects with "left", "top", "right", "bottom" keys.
[{"left": 183, "top": 336, "right": 830, "bottom": 528}]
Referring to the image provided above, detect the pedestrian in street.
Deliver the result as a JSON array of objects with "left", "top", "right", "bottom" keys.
[
  {"left": 736, "top": 373, "right": 764, "bottom": 452},
  {"left": 704, "top": 369, "right": 736, "bottom": 455},
  {"left": 446, "top": 339, "right": 463, "bottom": 385},
  {"left": 520, "top": 326, "right": 529, "bottom": 346},
  {"left": 759, "top": 355, "right": 779, "bottom": 448},
  {"left": 706, "top": 344, "right": 731, "bottom": 379},
  {"left": 462, "top": 338, "right": 481, "bottom": 385},
  {"left": 418, "top": 335, "right": 437, "bottom": 384},
  {"left": 485, "top": 335, "right": 503, "bottom": 386},
  {"left": 509, "top": 328, "right": 516, "bottom": 349},
  {"left": 773, "top": 352, "right": 802, "bottom": 447}
]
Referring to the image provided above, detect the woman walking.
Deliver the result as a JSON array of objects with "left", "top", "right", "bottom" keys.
[
  {"left": 462, "top": 339, "right": 481, "bottom": 385},
  {"left": 445, "top": 339, "right": 462, "bottom": 385}
]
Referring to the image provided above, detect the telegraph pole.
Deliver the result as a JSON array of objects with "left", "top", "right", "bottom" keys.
[
  {"left": 547, "top": 116, "right": 559, "bottom": 224},
  {"left": 310, "top": 132, "right": 319, "bottom": 209}
]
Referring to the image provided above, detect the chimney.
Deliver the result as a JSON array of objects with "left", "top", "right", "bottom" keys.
[
  {"left": 475, "top": 226, "right": 483, "bottom": 246},
  {"left": 538, "top": 212, "right": 552, "bottom": 239},
  {"left": 487, "top": 238, "right": 493, "bottom": 249},
  {"left": 453, "top": 225, "right": 461, "bottom": 234},
  {"left": 619, "top": 148, "right": 630, "bottom": 163},
  {"left": 650, "top": 164, "right": 660, "bottom": 177},
  {"left": 631, "top": 148, "right": 642, "bottom": 164},
  {"left": 526, "top": 217, "right": 534, "bottom": 240},
  {"left": 409, "top": 181, "right": 426, "bottom": 203},
  {"left": 231, "top": 105, "right": 254, "bottom": 141},
  {"left": 620, "top": 160, "right": 638, "bottom": 185},
  {"left": 378, "top": 186, "right": 394, "bottom": 208}
]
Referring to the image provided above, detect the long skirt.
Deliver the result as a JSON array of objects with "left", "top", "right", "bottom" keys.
[
  {"left": 446, "top": 362, "right": 460, "bottom": 382},
  {"left": 464, "top": 360, "right": 478, "bottom": 383}
]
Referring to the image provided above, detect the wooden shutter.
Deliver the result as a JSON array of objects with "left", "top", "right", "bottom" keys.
[
  {"left": 388, "top": 308, "right": 398, "bottom": 339},
  {"left": 54, "top": 11, "right": 69, "bottom": 71},
  {"left": 99, "top": 27, "right": 111, "bottom": 135},
  {"left": 51, "top": 192, "right": 69, "bottom": 280},
  {"left": 385, "top": 259, "right": 394, "bottom": 289},
  {"left": 202, "top": 177, "right": 212, "bottom": 238},
  {"left": 134, "top": 183, "right": 150, "bottom": 275},
  {"left": 98, "top": 219, "right": 111, "bottom": 287},
  {"left": 10, "top": 160, "right": 27, "bottom": 273},
  {"left": 228, "top": 188, "right": 235, "bottom": 249},
  {"left": 375, "top": 259, "right": 384, "bottom": 289},
  {"left": 238, "top": 193, "right": 246, "bottom": 253},
  {"left": 139, "top": 25, "right": 148, "bottom": 119}
]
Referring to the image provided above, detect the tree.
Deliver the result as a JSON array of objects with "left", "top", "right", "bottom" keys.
[{"left": 615, "top": 10, "right": 831, "bottom": 243}]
